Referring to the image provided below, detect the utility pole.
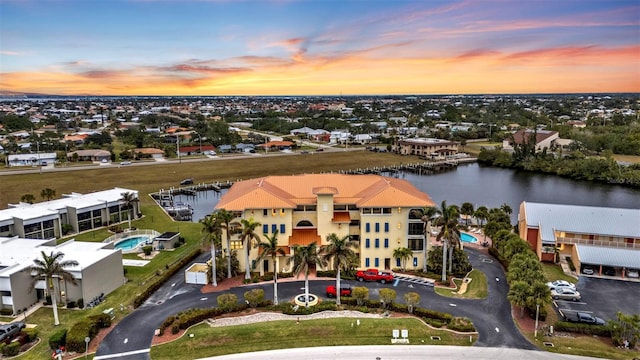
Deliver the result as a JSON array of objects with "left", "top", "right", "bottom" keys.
[{"left": 176, "top": 136, "right": 181, "bottom": 164}]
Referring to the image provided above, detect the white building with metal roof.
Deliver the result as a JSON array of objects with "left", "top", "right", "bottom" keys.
[
  {"left": 0, "top": 188, "right": 139, "bottom": 239},
  {"left": 0, "top": 236, "right": 124, "bottom": 315},
  {"left": 518, "top": 201, "right": 640, "bottom": 278}
]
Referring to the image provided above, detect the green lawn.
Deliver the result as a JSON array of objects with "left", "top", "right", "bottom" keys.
[
  {"left": 150, "top": 316, "right": 474, "bottom": 359},
  {"left": 434, "top": 270, "right": 487, "bottom": 299},
  {"left": 541, "top": 263, "right": 577, "bottom": 283}
]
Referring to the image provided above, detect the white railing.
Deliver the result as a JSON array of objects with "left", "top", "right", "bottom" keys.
[
  {"left": 103, "top": 229, "right": 161, "bottom": 244},
  {"left": 557, "top": 237, "right": 639, "bottom": 249}
]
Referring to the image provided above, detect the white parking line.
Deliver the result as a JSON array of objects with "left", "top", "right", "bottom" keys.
[{"left": 94, "top": 348, "right": 150, "bottom": 359}]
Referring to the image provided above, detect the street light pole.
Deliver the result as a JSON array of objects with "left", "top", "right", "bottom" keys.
[{"left": 534, "top": 302, "right": 540, "bottom": 338}]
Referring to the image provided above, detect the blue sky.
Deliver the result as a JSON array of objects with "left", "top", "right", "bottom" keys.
[{"left": 1, "top": 0, "right": 638, "bottom": 95}]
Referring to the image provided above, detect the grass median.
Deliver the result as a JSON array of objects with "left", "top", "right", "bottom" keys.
[{"left": 150, "top": 316, "right": 474, "bottom": 360}]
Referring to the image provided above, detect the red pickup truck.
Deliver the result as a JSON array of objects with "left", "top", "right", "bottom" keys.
[
  {"left": 326, "top": 285, "right": 352, "bottom": 298},
  {"left": 356, "top": 268, "right": 394, "bottom": 283}
]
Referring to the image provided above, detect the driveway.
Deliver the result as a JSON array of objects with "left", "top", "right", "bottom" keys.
[{"left": 95, "top": 248, "right": 535, "bottom": 359}]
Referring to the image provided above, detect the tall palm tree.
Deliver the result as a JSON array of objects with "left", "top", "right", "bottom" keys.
[
  {"left": 289, "top": 242, "right": 326, "bottom": 307},
  {"left": 214, "top": 209, "right": 237, "bottom": 279},
  {"left": 460, "top": 202, "right": 474, "bottom": 226},
  {"left": 200, "top": 214, "right": 220, "bottom": 287},
  {"left": 40, "top": 188, "right": 56, "bottom": 201},
  {"left": 434, "top": 200, "right": 462, "bottom": 282},
  {"left": 255, "top": 230, "right": 285, "bottom": 305},
  {"left": 239, "top": 218, "right": 262, "bottom": 280},
  {"left": 411, "top": 206, "right": 438, "bottom": 273},
  {"left": 500, "top": 203, "right": 513, "bottom": 216},
  {"left": 26, "top": 251, "right": 78, "bottom": 326},
  {"left": 320, "top": 233, "right": 357, "bottom": 305},
  {"left": 120, "top": 192, "right": 139, "bottom": 229},
  {"left": 393, "top": 247, "right": 412, "bottom": 271},
  {"left": 474, "top": 206, "right": 489, "bottom": 243}
]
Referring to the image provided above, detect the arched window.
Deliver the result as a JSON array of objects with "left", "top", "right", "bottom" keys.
[{"left": 296, "top": 220, "right": 314, "bottom": 227}]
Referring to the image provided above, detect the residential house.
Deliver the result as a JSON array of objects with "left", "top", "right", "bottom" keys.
[
  {"left": 502, "top": 129, "right": 559, "bottom": 152},
  {"left": 394, "top": 138, "right": 459, "bottom": 158},
  {"left": 7, "top": 153, "right": 57, "bottom": 167}
]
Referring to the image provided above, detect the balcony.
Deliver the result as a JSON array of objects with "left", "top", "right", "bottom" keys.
[{"left": 557, "top": 237, "right": 639, "bottom": 249}]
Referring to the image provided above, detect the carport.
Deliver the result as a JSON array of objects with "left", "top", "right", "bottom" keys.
[{"left": 573, "top": 245, "right": 640, "bottom": 279}]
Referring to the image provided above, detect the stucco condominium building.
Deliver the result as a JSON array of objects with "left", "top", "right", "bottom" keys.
[
  {"left": 0, "top": 237, "right": 124, "bottom": 315},
  {"left": 0, "top": 188, "right": 139, "bottom": 239},
  {"left": 215, "top": 174, "right": 435, "bottom": 273},
  {"left": 518, "top": 202, "right": 640, "bottom": 277},
  {"left": 394, "top": 138, "right": 459, "bottom": 158}
]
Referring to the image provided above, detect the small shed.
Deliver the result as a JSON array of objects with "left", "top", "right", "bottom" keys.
[
  {"left": 185, "top": 263, "right": 209, "bottom": 285},
  {"left": 154, "top": 232, "right": 180, "bottom": 250}
]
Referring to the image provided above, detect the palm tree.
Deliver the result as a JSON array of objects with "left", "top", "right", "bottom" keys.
[
  {"left": 411, "top": 206, "right": 438, "bottom": 273},
  {"left": 214, "top": 209, "right": 237, "bottom": 279},
  {"left": 26, "top": 251, "right": 78, "bottom": 326},
  {"left": 40, "top": 188, "right": 56, "bottom": 201},
  {"left": 460, "top": 202, "right": 474, "bottom": 226},
  {"left": 434, "top": 200, "right": 462, "bottom": 282},
  {"left": 120, "top": 192, "right": 139, "bottom": 229},
  {"left": 289, "top": 242, "right": 326, "bottom": 307},
  {"left": 501, "top": 203, "right": 513, "bottom": 216},
  {"left": 200, "top": 214, "right": 220, "bottom": 287},
  {"left": 21, "top": 193, "right": 36, "bottom": 204},
  {"left": 393, "top": 247, "right": 412, "bottom": 271},
  {"left": 255, "top": 230, "right": 285, "bottom": 305},
  {"left": 320, "top": 233, "right": 357, "bottom": 305},
  {"left": 239, "top": 218, "right": 262, "bottom": 280},
  {"left": 474, "top": 206, "right": 489, "bottom": 243}
]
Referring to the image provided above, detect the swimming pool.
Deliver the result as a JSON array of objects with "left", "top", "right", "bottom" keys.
[
  {"left": 460, "top": 232, "right": 478, "bottom": 243},
  {"left": 114, "top": 235, "right": 152, "bottom": 252}
]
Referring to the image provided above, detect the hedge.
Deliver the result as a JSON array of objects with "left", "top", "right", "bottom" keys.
[
  {"left": 554, "top": 321, "right": 610, "bottom": 337},
  {"left": 65, "top": 313, "right": 112, "bottom": 352},
  {"left": 133, "top": 248, "right": 202, "bottom": 308},
  {"left": 22, "top": 327, "right": 38, "bottom": 343},
  {"left": 48, "top": 328, "right": 67, "bottom": 350},
  {"left": 1, "top": 342, "right": 20, "bottom": 357}
]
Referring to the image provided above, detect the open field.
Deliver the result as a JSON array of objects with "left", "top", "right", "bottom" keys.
[
  {"left": 150, "top": 316, "right": 473, "bottom": 359},
  {"left": 0, "top": 151, "right": 416, "bottom": 208}
]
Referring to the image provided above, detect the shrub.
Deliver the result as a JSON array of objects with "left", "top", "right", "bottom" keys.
[
  {"left": 2, "top": 342, "right": 20, "bottom": 357},
  {"left": 243, "top": 289, "right": 264, "bottom": 308},
  {"left": 142, "top": 245, "right": 153, "bottom": 256},
  {"left": 217, "top": 293, "right": 238, "bottom": 313},
  {"left": 0, "top": 308, "right": 12, "bottom": 316},
  {"left": 316, "top": 270, "right": 336, "bottom": 278},
  {"left": 378, "top": 288, "right": 397, "bottom": 309},
  {"left": 414, "top": 308, "right": 453, "bottom": 323},
  {"left": 554, "top": 321, "right": 610, "bottom": 337},
  {"left": 22, "top": 327, "right": 38, "bottom": 342},
  {"left": 171, "top": 324, "right": 180, "bottom": 334},
  {"left": 351, "top": 286, "right": 369, "bottom": 306},
  {"left": 77, "top": 298, "right": 84, "bottom": 309},
  {"left": 174, "top": 241, "right": 182, "bottom": 248},
  {"left": 49, "top": 328, "right": 67, "bottom": 351},
  {"left": 65, "top": 314, "right": 112, "bottom": 352},
  {"left": 447, "top": 317, "right": 476, "bottom": 332},
  {"left": 67, "top": 300, "right": 76, "bottom": 309},
  {"left": 61, "top": 224, "right": 73, "bottom": 235},
  {"left": 45, "top": 295, "right": 52, "bottom": 305},
  {"left": 423, "top": 318, "right": 445, "bottom": 328}
]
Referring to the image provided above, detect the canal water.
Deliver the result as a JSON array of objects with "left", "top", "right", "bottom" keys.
[{"left": 175, "top": 163, "right": 640, "bottom": 223}]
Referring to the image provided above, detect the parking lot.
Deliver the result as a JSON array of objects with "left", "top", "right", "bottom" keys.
[{"left": 553, "top": 276, "right": 640, "bottom": 321}]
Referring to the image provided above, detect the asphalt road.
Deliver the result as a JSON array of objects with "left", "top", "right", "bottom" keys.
[{"left": 95, "top": 248, "right": 538, "bottom": 360}]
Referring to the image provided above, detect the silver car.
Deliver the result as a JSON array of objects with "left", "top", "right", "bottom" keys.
[{"left": 551, "top": 287, "right": 581, "bottom": 301}]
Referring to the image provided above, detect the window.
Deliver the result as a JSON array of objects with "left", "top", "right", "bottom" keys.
[
  {"left": 384, "top": 238, "right": 389, "bottom": 248},
  {"left": 365, "top": 258, "right": 370, "bottom": 267},
  {"left": 413, "top": 257, "right": 418, "bottom": 267},
  {"left": 384, "top": 222, "right": 389, "bottom": 232},
  {"left": 230, "top": 241, "right": 243, "bottom": 250},
  {"left": 263, "top": 224, "right": 268, "bottom": 234},
  {"left": 365, "top": 238, "right": 370, "bottom": 248},
  {"left": 375, "top": 238, "right": 379, "bottom": 248},
  {"left": 382, "top": 208, "right": 392, "bottom": 214},
  {"left": 271, "top": 224, "right": 277, "bottom": 233},
  {"left": 408, "top": 208, "right": 422, "bottom": 219},
  {"left": 365, "top": 223, "right": 370, "bottom": 232},
  {"left": 263, "top": 209, "right": 268, "bottom": 216},
  {"left": 408, "top": 222, "right": 423, "bottom": 235},
  {"left": 375, "top": 223, "right": 380, "bottom": 232},
  {"left": 408, "top": 238, "right": 423, "bottom": 251},
  {"left": 396, "top": 258, "right": 401, "bottom": 267},
  {"left": 280, "top": 224, "right": 285, "bottom": 234},
  {"left": 375, "top": 258, "right": 379, "bottom": 267}
]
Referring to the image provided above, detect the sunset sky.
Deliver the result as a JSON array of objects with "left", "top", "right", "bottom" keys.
[{"left": 1, "top": 0, "right": 639, "bottom": 96}]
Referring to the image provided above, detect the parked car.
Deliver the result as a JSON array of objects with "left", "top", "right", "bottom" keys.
[
  {"left": 315, "top": 148, "right": 324, "bottom": 152},
  {"left": 551, "top": 287, "right": 581, "bottom": 301},
  {"left": 602, "top": 266, "right": 616, "bottom": 276},
  {"left": 326, "top": 285, "right": 352, "bottom": 298},
  {"left": 582, "top": 265, "right": 595, "bottom": 275},
  {"left": 355, "top": 269, "right": 394, "bottom": 283},
  {"left": 120, "top": 161, "right": 131, "bottom": 165},
  {"left": 546, "top": 280, "right": 576, "bottom": 291},
  {"left": 180, "top": 178, "right": 194, "bottom": 185},
  {"left": 562, "top": 311, "right": 605, "bottom": 325},
  {"left": 627, "top": 268, "right": 639, "bottom": 278},
  {"left": 0, "top": 322, "right": 26, "bottom": 343}
]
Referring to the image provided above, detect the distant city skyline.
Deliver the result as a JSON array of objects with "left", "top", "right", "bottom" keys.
[{"left": 1, "top": 0, "right": 639, "bottom": 96}]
